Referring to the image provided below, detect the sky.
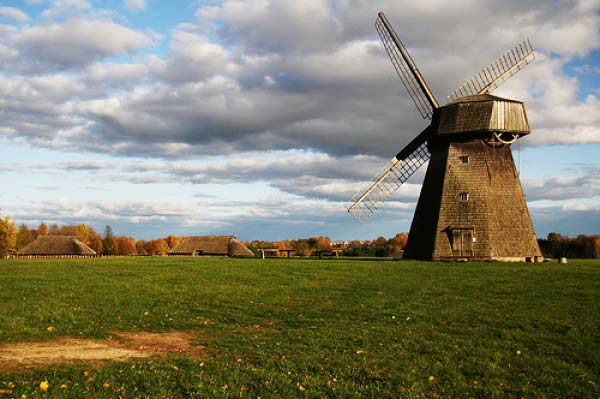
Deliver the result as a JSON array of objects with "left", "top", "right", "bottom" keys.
[{"left": 0, "top": 0, "right": 599, "bottom": 241}]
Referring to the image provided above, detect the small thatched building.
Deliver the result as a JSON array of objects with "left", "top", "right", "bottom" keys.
[
  {"left": 168, "top": 236, "right": 254, "bottom": 257},
  {"left": 15, "top": 236, "right": 97, "bottom": 258}
]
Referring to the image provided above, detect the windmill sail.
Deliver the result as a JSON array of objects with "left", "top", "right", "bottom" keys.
[
  {"left": 375, "top": 12, "right": 439, "bottom": 119},
  {"left": 446, "top": 39, "right": 534, "bottom": 102},
  {"left": 348, "top": 127, "right": 431, "bottom": 223}
]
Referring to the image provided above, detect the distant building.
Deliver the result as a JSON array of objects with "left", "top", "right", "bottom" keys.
[
  {"left": 15, "top": 236, "right": 97, "bottom": 258},
  {"left": 168, "top": 236, "right": 254, "bottom": 257}
]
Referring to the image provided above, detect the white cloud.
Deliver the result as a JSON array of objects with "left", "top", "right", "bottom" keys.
[
  {"left": 83, "top": 62, "right": 149, "bottom": 85},
  {"left": 124, "top": 0, "right": 147, "bottom": 12},
  {"left": 1, "top": 0, "right": 598, "bottom": 157},
  {"left": 0, "top": 6, "right": 30, "bottom": 22},
  {"left": 15, "top": 18, "right": 155, "bottom": 69},
  {"left": 41, "top": 0, "right": 91, "bottom": 20},
  {"left": 574, "top": 64, "right": 600, "bottom": 75}
]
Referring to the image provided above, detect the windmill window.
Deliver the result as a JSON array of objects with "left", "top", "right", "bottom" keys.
[
  {"left": 459, "top": 156, "right": 469, "bottom": 164},
  {"left": 459, "top": 192, "right": 469, "bottom": 201}
]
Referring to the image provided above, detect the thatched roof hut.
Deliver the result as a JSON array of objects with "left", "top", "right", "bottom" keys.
[
  {"left": 16, "top": 236, "right": 96, "bottom": 257},
  {"left": 168, "top": 236, "right": 254, "bottom": 257}
]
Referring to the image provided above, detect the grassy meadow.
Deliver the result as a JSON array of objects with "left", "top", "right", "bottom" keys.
[{"left": 0, "top": 257, "right": 598, "bottom": 398}]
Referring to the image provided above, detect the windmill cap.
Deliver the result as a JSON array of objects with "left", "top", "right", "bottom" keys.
[
  {"left": 445, "top": 93, "right": 522, "bottom": 105},
  {"left": 432, "top": 94, "right": 530, "bottom": 138}
]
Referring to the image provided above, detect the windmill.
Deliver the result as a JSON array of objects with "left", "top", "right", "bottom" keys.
[{"left": 348, "top": 12, "right": 542, "bottom": 261}]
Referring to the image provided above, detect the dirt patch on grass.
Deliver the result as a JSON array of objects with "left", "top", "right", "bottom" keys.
[
  {"left": 0, "top": 331, "right": 203, "bottom": 371},
  {"left": 116, "top": 331, "right": 203, "bottom": 356}
]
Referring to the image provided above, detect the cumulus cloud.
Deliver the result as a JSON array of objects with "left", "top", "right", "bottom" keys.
[
  {"left": 0, "top": 0, "right": 598, "bottom": 158},
  {"left": 124, "top": 0, "right": 147, "bottom": 12},
  {"left": 41, "top": 0, "right": 91, "bottom": 20},
  {"left": 0, "top": 151, "right": 427, "bottom": 205},
  {"left": 0, "top": 6, "right": 30, "bottom": 22},
  {"left": 4, "top": 195, "right": 386, "bottom": 240},
  {"left": 15, "top": 19, "right": 155, "bottom": 70},
  {"left": 524, "top": 170, "right": 600, "bottom": 202}
]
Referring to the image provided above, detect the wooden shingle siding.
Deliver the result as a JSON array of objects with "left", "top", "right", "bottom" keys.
[
  {"left": 404, "top": 93, "right": 541, "bottom": 261},
  {"left": 435, "top": 94, "right": 530, "bottom": 137}
]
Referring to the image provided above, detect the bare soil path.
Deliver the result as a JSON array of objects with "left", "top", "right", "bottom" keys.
[{"left": 0, "top": 331, "right": 203, "bottom": 371}]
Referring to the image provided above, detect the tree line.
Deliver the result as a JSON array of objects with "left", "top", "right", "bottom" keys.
[
  {"left": 247, "top": 233, "right": 409, "bottom": 258},
  {"left": 538, "top": 233, "right": 600, "bottom": 258},
  {"left": 1, "top": 213, "right": 598, "bottom": 259},
  {"left": 0, "top": 215, "right": 183, "bottom": 257}
]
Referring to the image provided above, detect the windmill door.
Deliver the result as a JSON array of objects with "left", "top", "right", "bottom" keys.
[{"left": 451, "top": 229, "right": 474, "bottom": 257}]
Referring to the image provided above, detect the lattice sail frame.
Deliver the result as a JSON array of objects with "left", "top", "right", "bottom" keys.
[
  {"left": 347, "top": 13, "right": 535, "bottom": 223},
  {"left": 375, "top": 15, "right": 436, "bottom": 119},
  {"left": 447, "top": 39, "right": 534, "bottom": 102},
  {"left": 348, "top": 142, "right": 430, "bottom": 223}
]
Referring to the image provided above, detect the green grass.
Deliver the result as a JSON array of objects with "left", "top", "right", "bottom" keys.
[{"left": 0, "top": 257, "right": 598, "bottom": 398}]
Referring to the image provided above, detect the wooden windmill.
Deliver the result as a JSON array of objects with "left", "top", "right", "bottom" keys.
[{"left": 348, "top": 12, "right": 542, "bottom": 261}]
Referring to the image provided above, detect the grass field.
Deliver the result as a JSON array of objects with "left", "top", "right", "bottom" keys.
[{"left": 0, "top": 257, "right": 598, "bottom": 398}]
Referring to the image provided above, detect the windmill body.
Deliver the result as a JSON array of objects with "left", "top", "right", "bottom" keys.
[
  {"left": 404, "top": 94, "right": 542, "bottom": 260},
  {"left": 348, "top": 12, "right": 542, "bottom": 261}
]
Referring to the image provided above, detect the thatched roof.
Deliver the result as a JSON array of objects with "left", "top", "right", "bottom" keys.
[
  {"left": 169, "top": 236, "right": 254, "bottom": 257},
  {"left": 16, "top": 236, "right": 96, "bottom": 256}
]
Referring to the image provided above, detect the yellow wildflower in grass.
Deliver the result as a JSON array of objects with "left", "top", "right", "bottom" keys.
[
  {"left": 60, "top": 384, "right": 67, "bottom": 389},
  {"left": 428, "top": 376, "right": 435, "bottom": 383},
  {"left": 39, "top": 380, "right": 49, "bottom": 392},
  {"left": 46, "top": 326, "right": 55, "bottom": 332}
]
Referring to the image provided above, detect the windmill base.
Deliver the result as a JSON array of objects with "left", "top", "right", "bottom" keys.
[{"left": 403, "top": 139, "right": 541, "bottom": 261}]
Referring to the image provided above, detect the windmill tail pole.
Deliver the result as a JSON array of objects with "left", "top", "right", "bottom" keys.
[{"left": 377, "top": 11, "right": 439, "bottom": 110}]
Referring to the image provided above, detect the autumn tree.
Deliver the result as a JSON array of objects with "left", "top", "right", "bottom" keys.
[
  {"left": 76, "top": 224, "right": 90, "bottom": 244},
  {"left": 116, "top": 236, "right": 137, "bottom": 255},
  {"left": 103, "top": 225, "right": 117, "bottom": 255},
  {"left": 593, "top": 237, "right": 600, "bottom": 258},
  {"left": 390, "top": 233, "right": 408, "bottom": 257},
  {"left": 165, "top": 235, "right": 182, "bottom": 250},
  {"left": 373, "top": 236, "right": 388, "bottom": 246},
  {"left": 293, "top": 239, "right": 310, "bottom": 256},
  {"left": 16, "top": 224, "right": 34, "bottom": 250},
  {"left": 136, "top": 240, "right": 148, "bottom": 255},
  {"left": 58, "top": 225, "right": 77, "bottom": 236},
  {"left": 145, "top": 239, "right": 168, "bottom": 255},
  {"left": 0, "top": 216, "right": 17, "bottom": 257},
  {"left": 37, "top": 222, "right": 48, "bottom": 237},
  {"left": 88, "top": 234, "right": 104, "bottom": 255},
  {"left": 48, "top": 224, "right": 60, "bottom": 235},
  {"left": 547, "top": 232, "right": 563, "bottom": 241}
]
